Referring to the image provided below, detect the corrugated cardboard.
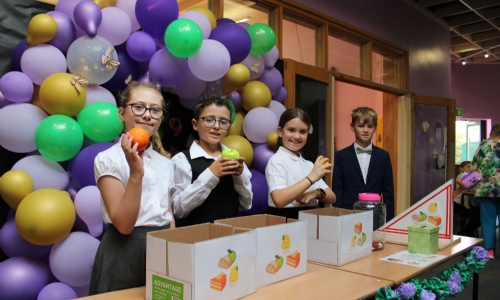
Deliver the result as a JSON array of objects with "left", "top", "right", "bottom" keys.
[
  {"left": 299, "top": 207, "right": 373, "bottom": 266},
  {"left": 215, "top": 214, "right": 307, "bottom": 288},
  {"left": 146, "top": 223, "right": 256, "bottom": 300}
]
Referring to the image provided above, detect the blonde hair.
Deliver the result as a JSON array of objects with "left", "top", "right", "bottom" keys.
[
  {"left": 119, "top": 81, "right": 170, "bottom": 158},
  {"left": 490, "top": 123, "right": 500, "bottom": 138},
  {"left": 351, "top": 107, "right": 378, "bottom": 127}
]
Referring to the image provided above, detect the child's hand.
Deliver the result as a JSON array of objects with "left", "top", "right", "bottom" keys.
[
  {"left": 232, "top": 157, "right": 245, "bottom": 176},
  {"left": 210, "top": 157, "right": 239, "bottom": 178},
  {"left": 308, "top": 156, "right": 332, "bottom": 182},
  {"left": 297, "top": 190, "right": 317, "bottom": 205},
  {"left": 120, "top": 133, "right": 144, "bottom": 177}
]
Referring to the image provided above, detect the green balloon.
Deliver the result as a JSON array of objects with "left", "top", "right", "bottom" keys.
[
  {"left": 247, "top": 23, "right": 276, "bottom": 55},
  {"left": 164, "top": 19, "right": 203, "bottom": 58},
  {"left": 35, "top": 115, "right": 84, "bottom": 162},
  {"left": 77, "top": 102, "right": 123, "bottom": 142},
  {"left": 226, "top": 99, "right": 236, "bottom": 124}
]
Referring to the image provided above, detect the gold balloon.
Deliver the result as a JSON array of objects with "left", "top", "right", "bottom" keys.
[
  {"left": 223, "top": 64, "right": 250, "bottom": 94},
  {"left": 0, "top": 170, "right": 34, "bottom": 209},
  {"left": 222, "top": 135, "right": 254, "bottom": 166},
  {"left": 39, "top": 73, "right": 87, "bottom": 117},
  {"left": 92, "top": 0, "right": 117, "bottom": 8},
  {"left": 188, "top": 6, "right": 217, "bottom": 29},
  {"left": 266, "top": 131, "right": 279, "bottom": 150},
  {"left": 227, "top": 111, "right": 245, "bottom": 136},
  {"left": 27, "top": 14, "right": 57, "bottom": 47},
  {"left": 241, "top": 81, "right": 272, "bottom": 111},
  {"left": 16, "top": 188, "right": 75, "bottom": 245}
]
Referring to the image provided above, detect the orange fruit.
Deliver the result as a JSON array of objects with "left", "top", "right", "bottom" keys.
[{"left": 128, "top": 127, "right": 149, "bottom": 151}]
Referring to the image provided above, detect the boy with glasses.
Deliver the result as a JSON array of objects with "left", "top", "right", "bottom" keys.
[{"left": 171, "top": 95, "right": 252, "bottom": 226}]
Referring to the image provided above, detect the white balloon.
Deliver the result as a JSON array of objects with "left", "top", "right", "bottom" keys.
[
  {"left": 12, "top": 155, "right": 69, "bottom": 191},
  {"left": 0, "top": 104, "right": 48, "bottom": 153}
]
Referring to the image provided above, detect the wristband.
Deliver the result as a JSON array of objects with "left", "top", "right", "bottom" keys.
[{"left": 305, "top": 176, "right": 313, "bottom": 186}]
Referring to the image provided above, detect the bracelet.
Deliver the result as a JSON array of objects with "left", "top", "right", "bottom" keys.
[{"left": 305, "top": 176, "right": 313, "bottom": 186}]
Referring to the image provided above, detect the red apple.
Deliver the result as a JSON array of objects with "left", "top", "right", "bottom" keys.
[{"left": 221, "top": 148, "right": 240, "bottom": 160}]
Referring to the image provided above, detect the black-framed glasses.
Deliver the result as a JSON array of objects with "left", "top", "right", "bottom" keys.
[
  {"left": 199, "top": 117, "right": 231, "bottom": 130},
  {"left": 126, "top": 103, "right": 165, "bottom": 120}
]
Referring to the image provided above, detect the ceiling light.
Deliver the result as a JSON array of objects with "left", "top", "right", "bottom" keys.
[
  {"left": 462, "top": 61, "right": 467, "bottom": 65},
  {"left": 485, "top": 53, "right": 490, "bottom": 58}
]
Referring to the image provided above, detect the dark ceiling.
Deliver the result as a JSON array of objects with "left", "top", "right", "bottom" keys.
[{"left": 411, "top": 0, "right": 500, "bottom": 64}]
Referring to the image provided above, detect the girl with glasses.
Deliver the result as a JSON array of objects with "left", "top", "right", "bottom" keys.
[
  {"left": 171, "top": 95, "right": 252, "bottom": 227},
  {"left": 89, "top": 81, "right": 174, "bottom": 294}
]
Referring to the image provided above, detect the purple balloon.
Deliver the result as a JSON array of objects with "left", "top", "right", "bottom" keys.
[
  {"left": 55, "top": 0, "right": 84, "bottom": 20},
  {"left": 0, "top": 91, "right": 10, "bottom": 108},
  {"left": 262, "top": 45, "right": 279, "bottom": 68},
  {"left": 245, "top": 169, "right": 268, "bottom": 214},
  {"left": 251, "top": 143, "right": 275, "bottom": 174},
  {"left": 0, "top": 257, "right": 53, "bottom": 299},
  {"left": 175, "top": 69, "right": 206, "bottom": 100},
  {"left": 126, "top": 31, "right": 156, "bottom": 62},
  {"left": 209, "top": 23, "right": 251, "bottom": 65},
  {"left": 47, "top": 11, "right": 76, "bottom": 54},
  {"left": 0, "top": 71, "right": 34, "bottom": 103},
  {"left": 73, "top": 1, "right": 102, "bottom": 37},
  {"left": 102, "top": 46, "right": 140, "bottom": 92},
  {"left": 237, "top": 22, "right": 250, "bottom": 29},
  {"left": 273, "top": 86, "right": 288, "bottom": 103},
  {"left": 268, "top": 100, "right": 286, "bottom": 121},
  {"left": 216, "top": 18, "right": 236, "bottom": 26},
  {"left": 243, "top": 54, "right": 265, "bottom": 80},
  {"left": 228, "top": 91, "right": 241, "bottom": 110},
  {"left": 149, "top": 48, "right": 188, "bottom": 87},
  {"left": 135, "top": 0, "right": 179, "bottom": 39},
  {"left": 258, "top": 67, "right": 283, "bottom": 96},
  {"left": 0, "top": 218, "right": 52, "bottom": 259},
  {"left": 68, "top": 142, "right": 113, "bottom": 189},
  {"left": 10, "top": 39, "right": 27, "bottom": 72},
  {"left": 38, "top": 282, "right": 77, "bottom": 300}
]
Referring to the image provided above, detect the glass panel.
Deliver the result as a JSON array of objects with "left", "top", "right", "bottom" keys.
[
  {"left": 372, "top": 46, "right": 401, "bottom": 88},
  {"left": 328, "top": 34, "right": 361, "bottom": 78},
  {"left": 223, "top": 0, "right": 269, "bottom": 25},
  {"left": 455, "top": 120, "right": 481, "bottom": 164},
  {"left": 282, "top": 18, "right": 316, "bottom": 66}
]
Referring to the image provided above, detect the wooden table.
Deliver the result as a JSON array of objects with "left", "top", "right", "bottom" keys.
[{"left": 77, "top": 263, "right": 393, "bottom": 300}]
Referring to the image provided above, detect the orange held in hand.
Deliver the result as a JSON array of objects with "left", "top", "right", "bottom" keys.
[{"left": 128, "top": 127, "right": 149, "bottom": 151}]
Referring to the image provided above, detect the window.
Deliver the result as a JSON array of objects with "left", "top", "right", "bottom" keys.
[
  {"left": 328, "top": 32, "right": 363, "bottom": 77},
  {"left": 455, "top": 120, "right": 487, "bottom": 164},
  {"left": 282, "top": 13, "right": 318, "bottom": 66},
  {"left": 372, "top": 45, "right": 404, "bottom": 88}
]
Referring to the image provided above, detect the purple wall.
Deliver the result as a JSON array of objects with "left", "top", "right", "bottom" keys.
[
  {"left": 451, "top": 64, "right": 500, "bottom": 126},
  {"left": 294, "top": 0, "right": 451, "bottom": 98}
]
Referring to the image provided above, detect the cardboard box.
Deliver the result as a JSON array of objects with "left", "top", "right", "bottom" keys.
[
  {"left": 407, "top": 224, "right": 439, "bottom": 254},
  {"left": 215, "top": 214, "right": 307, "bottom": 288},
  {"left": 146, "top": 223, "right": 256, "bottom": 300},
  {"left": 299, "top": 207, "right": 373, "bottom": 266}
]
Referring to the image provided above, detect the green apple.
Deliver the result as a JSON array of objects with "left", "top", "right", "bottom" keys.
[{"left": 221, "top": 148, "right": 240, "bottom": 160}]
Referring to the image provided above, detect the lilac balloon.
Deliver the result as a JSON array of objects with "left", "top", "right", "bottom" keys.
[
  {"left": 237, "top": 22, "right": 250, "bottom": 29},
  {"left": 85, "top": 85, "right": 116, "bottom": 107},
  {"left": 38, "top": 282, "right": 77, "bottom": 300},
  {"left": 228, "top": 91, "right": 241, "bottom": 110},
  {"left": 10, "top": 39, "right": 27, "bottom": 72},
  {"left": 55, "top": 0, "right": 84, "bottom": 21},
  {"left": 21, "top": 44, "right": 67, "bottom": 85},
  {"left": 0, "top": 91, "right": 9, "bottom": 108},
  {"left": 217, "top": 18, "right": 236, "bottom": 26},
  {"left": 12, "top": 155, "right": 69, "bottom": 191},
  {"left": 0, "top": 257, "right": 53, "bottom": 300},
  {"left": 138, "top": 70, "right": 151, "bottom": 83},
  {"left": 258, "top": 67, "right": 283, "bottom": 96},
  {"left": 175, "top": 69, "right": 206, "bottom": 99},
  {"left": 179, "top": 10, "right": 212, "bottom": 40},
  {"left": 209, "top": 23, "right": 252, "bottom": 65},
  {"left": 74, "top": 186, "right": 104, "bottom": 237},
  {"left": 0, "top": 103, "right": 47, "bottom": 153},
  {"left": 68, "top": 142, "right": 113, "bottom": 189},
  {"left": 262, "top": 45, "right": 279, "bottom": 68},
  {"left": 102, "top": 46, "right": 139, "bottom": 92},
  {"left": 49, "top": 231, "right": 100, "bottom": 287},
  {"left": 126, "top": 31, "right": 156, "bottom": 62},
  {"left": 47, "top": 11, "right": 77, "bottom": 54},
  {"left": 188, "top": 39, "right": 231, "bottom": 81},
  {"left": 245, "top": 169, "right": 268, "bottom": 214},
  {"left": 148, "top": 48, "right": 188, "bottom": 87},
  {"left": 116, "top": 0, "right": 140, "bottom": 32},
  {"left": 268, "top": 100, "right": 286, "bottom": 120},
  {"left": 135, "top": 0, "right": 179, "bottom": 39},
  {"left": 0, "top": 71, "right": 33, "bottom": 103},
  {"left": 272, "top": 86, "right": 288, "bottom": 103},
  {"left": 243, "top": 107, "right": 279, "bottom": 143},
  {"left": 179, "top": 96, "right": 200, "bottom": 111},
  {"left": 73, "top": 1, "right": 102, "bottom": 37},
  {"left": 243, "top": 54, "right": 265, "bottom": 80},
  {"left": 251, "top": 143, "right": 275, "bottom": 174},
  {"left": 0, "top": 219, "right": 52, "bottom": 259},
  {"left": 97, "top": 7, "right": 132, "bottom": 46}
]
